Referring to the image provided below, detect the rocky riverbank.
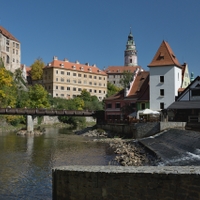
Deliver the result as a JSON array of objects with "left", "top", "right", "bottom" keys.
[{"left": 74, "top": 127, "right": 160, "bottom": 166}]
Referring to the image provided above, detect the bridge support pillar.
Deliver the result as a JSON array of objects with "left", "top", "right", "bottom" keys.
[{"left": 27, "top": 115, "right": 34, "bottom": 132}]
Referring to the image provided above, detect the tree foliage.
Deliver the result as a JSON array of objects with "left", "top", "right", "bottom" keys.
[
  {"left": 0, "top": 67, "right": 17, "bottom": 107},
  {"left": 30, "top": 58, "right": 45, "bottom": 80},
  {"left": 107, "top": 82, "right": 121, "bottom": 97},
  {"left": 26, "top": 84, "right": 50, "bottom": 108},
  {"left": 119, "top": 70, "right": 133, "bottom": 89}
]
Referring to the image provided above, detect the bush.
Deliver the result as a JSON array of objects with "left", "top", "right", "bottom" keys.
[{"left": 6, "top": 115, "right": 24, "bottom": 126}]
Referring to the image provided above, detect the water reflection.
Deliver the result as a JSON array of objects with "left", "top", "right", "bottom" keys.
[{"left": 0, "top": 127, "right": 114, "bottom": 199}]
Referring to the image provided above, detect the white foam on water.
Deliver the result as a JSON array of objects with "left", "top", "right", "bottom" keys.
[{"left": 157, "top": 151, "right": 200, "bottom": 166}]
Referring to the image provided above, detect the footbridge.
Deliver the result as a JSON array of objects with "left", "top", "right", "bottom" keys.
[{"left": 0, "top": 108, "right": 95, "bottom": 132}]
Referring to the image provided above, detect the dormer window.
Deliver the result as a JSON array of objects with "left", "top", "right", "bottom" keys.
[{"left": 72, "top": 65, "right": 76, "bottom": 69}]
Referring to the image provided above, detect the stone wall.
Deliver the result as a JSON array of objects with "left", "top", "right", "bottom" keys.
[
  {"left": 52, "top": 165, "right": 200, "bottom": 200},
  {"left": 97, "top": 122, "right": 186, "bottom": 139}
]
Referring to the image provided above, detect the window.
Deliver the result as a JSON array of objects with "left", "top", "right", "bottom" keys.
[
  {"left": 99, "top": 90, "right": 101, "bottom": 93},
  {"left": 160, "top": 76, "right": 164, "bottom": 83},
  {"left": 16, "top": 50, "right": 18, "bottom": 55},
  {"left": 73, "top": 88, "right": 76, "bottom": 91},
  {"left": 141, "top": 103, "right": 145, "bottom": 109},
  {"left": 61, "top": 78, "right": 64, "bottom": 82},
  {"left": 94, "top": 90, "right": 97, "bottom": 93},
  {"left": 191, "top": 89, "right": 200, "bottom": 96},
  {"left": 89, "top": 89, "right": 92, "bottom": 92},
  {"left": 13, "top": 49, "right": 15, "bottom": 54},
  {"left": 13, "top": 42, "right": 15, "bottom": 47},
  {"left": 130, "top": 59, "right": 132, "bottom": 63},
  {"left": 56, "top": 70, "right": 58, "bottom": 74},
  {"left": 78, "top": 80, "right": 81, "bottom": 84},
  {"left": 115, "top": 103, "right": 120, "bottom": 108},
  {"left": 61, "top": 86, "right": 64, "bottom": 90},
  {"left": 56, "top": 78, "right": 58, "bottom": 81},
  {"left": 94, "top": 76, "right": 97, "bottom": 79},
  {"left": 160, "top": 89, "right": 164, "bottom": 96},
  {"left": 67, "top": 87, "right": 70, "bottom": 90},
  {"left": 67, "top": 72, "right": 70, "bottom": 75},
  {"left": 160, "top": 102, "right": 164, "bottom": 109},
  {"left": 84, "top": 80, "right": 87, "bottom": 84},
  {"left": 94, "top": 82, "right": 97, "bottom": 85},
  {"left": 67, "top": 79, "right": 70, "bottom": 83},
  {"left": 73, "top": 80, "right": 77, "bottom": 83},
  {"left": 6, "top": 40, "right": 9, "bottom": 45},
  {"left": 99, "top": 77, "right": 102, "bottom": 80},
  {"left": 13, "top": 58, "right": 15, "bottom": 62},
  {"left": 73, "top": 73, "right": 76, "bottom": 76},
  {"left": 84, "top": 74, "right": 87, "bottom": 78},
  {"left": 61, "top": 71, "right": 64, "bottom": 75},
  {"left": 89, "top": 75, "right": 92, "bottom": 78},
  {"left": 78, "top": 88, "right": 82, "bottom": 91},
  {"left": 61, "top": 94, "right": 64, "bottom": 97},
  {"left": 89, "top": 82, "right": 92, "bottom": 85},
  {"left": 78, "top": 74, "right": 81, "bottom": 77},
  {"left": 56, "top": 86, "right": 58, "bottom": 89},
  {"left": 107, "top": 103, "right": 112, "bottom": 108},
  {"left": 99, "top": 83, "right": 102, "bottom": 86},
  {"left": 6, "top": 55, "right": 9, "bottom": 64},
  {"left": 16, "top": 43, "right": 19, "bottom": 49},
  {"left": 6, "top": 47, "right": 9, "bottom": 52}
]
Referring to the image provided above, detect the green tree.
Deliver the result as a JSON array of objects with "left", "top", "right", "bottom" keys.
[
  {"left": 30, "top": 58, "right": 45, "bottom": 80},
  {"left": 0, "top": 67, "right": 17, "bottom": 107},
  {"left": 119, "top": 70, "right": 133, "bottom": 89},
  {"left": 26, "top": 84, "right": 50, "bottom": 108},
  {"left": 78, "top": 89, "right": 91, "bottom": 101},
  {"left": 107, "top": 82, "right": 121, "bottom": 97}
]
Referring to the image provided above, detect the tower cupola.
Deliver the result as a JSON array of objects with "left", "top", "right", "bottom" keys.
[{"left": 124, "top": 28, "right": 137, "bottom": 66}]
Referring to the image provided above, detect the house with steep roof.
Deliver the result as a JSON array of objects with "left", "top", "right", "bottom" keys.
[
  {"left": 43, "top": 56, "right": 107, "bottom": 100},
  {"left": 104, "top": 70, "right": 149, "bottom": 121},
  {"left": 148, "top": 40, "right": 190, "bottom": 111},
  {"left": 0, "top": 26, "right": 21, "bottom": 72},
  {"left": 167, "top": 76, "right": 200, "bottom": 123}
]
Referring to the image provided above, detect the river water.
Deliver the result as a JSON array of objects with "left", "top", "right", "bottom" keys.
[{"left": 0, "top": 127, "right": 115, "bottom": 200}]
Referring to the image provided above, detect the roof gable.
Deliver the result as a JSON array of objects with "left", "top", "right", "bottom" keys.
[
  {"left": 148, "top": 41, "right": 181, "bottom": 68},
  {"left": 0, "top": 26, "right": 19, "bottom": 42}
]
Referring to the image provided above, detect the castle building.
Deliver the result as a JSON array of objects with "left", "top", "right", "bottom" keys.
[
  {"left": 104, "top": 29, "right": 143, "bottom": 88},
  {"left": 43, "top": 57, "right": 107, "bottom": 100},
  {"left": 0, "top": 26, "right": 21, "bottom": 72},
  {"left": 148, "top": 40, "right": 190, "bottom": 111}
]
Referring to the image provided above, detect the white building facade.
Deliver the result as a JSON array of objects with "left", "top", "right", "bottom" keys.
[
  {"left": 0, "top": 26, "right": 21, "bottom": 72},
  {"left": 148, "top": 41, "right": 184, "bottom": 111}
]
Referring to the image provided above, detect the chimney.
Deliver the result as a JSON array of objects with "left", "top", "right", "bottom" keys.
[
  {"left": 85, "top": 62, "right": 89, "bottom": 66},
  {"left": 64, "top": 58, "right": 68, "bottom": 62},
  {"left": 53, "top": 56, "right": 58, "bottom": 60},
  {"left": 75, "top": 60, "right": 79, "bottom": 64}
]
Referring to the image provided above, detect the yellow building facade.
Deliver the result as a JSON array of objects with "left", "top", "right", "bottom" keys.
[{"left": 43, "top": 57, "right": 107, "bottom": 100}]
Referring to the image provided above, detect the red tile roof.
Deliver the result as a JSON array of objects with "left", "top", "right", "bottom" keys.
[
  {"left": 105, "top": 71, "right": 149, "bottom": 101},
  {"left": 127, "top": 71, "right": 149, "bottom": 101},
  {"left": 45, "top": 59, "right": 107, "bottom": 76},
  {"left": 148, "top": 41, "right": 182, "bottom": 68},
  {"left": 104, "top": 66, "right": 143, "bottom": 74},
  {"left": 0, "top": 26, "right": 19, "bottom": 42}
]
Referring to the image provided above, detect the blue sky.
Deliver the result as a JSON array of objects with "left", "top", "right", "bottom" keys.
[{"left": 1, "top": 0, "right": 200, "bottom": 77}]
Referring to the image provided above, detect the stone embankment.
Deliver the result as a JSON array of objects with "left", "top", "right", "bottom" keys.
[
  {"left": 74, "top": 127, "right": 159, "bottom": 166},
  {"left": 16, "top": 126, "right": 46, "bottom": 136}
]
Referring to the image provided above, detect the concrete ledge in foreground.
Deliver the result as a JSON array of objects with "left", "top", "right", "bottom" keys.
[{"left": 52, "top": 165, "right": 200, "bottom": 200}]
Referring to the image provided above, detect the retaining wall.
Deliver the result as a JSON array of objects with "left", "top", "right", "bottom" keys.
[
  {"left": 52, "top": 165, "right": 200, "bottom": 200},
  {"left": 97, "top": 122, "right": 186, "bottom": 139}
]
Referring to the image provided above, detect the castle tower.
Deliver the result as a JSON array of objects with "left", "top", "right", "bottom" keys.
[{"left": 124, "top": 28, "right": 137, "bottom": 66}]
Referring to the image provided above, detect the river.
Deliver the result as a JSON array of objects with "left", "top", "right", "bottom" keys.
[{"left": 0, "top": 127, "right": 115, "bottom": 200}]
